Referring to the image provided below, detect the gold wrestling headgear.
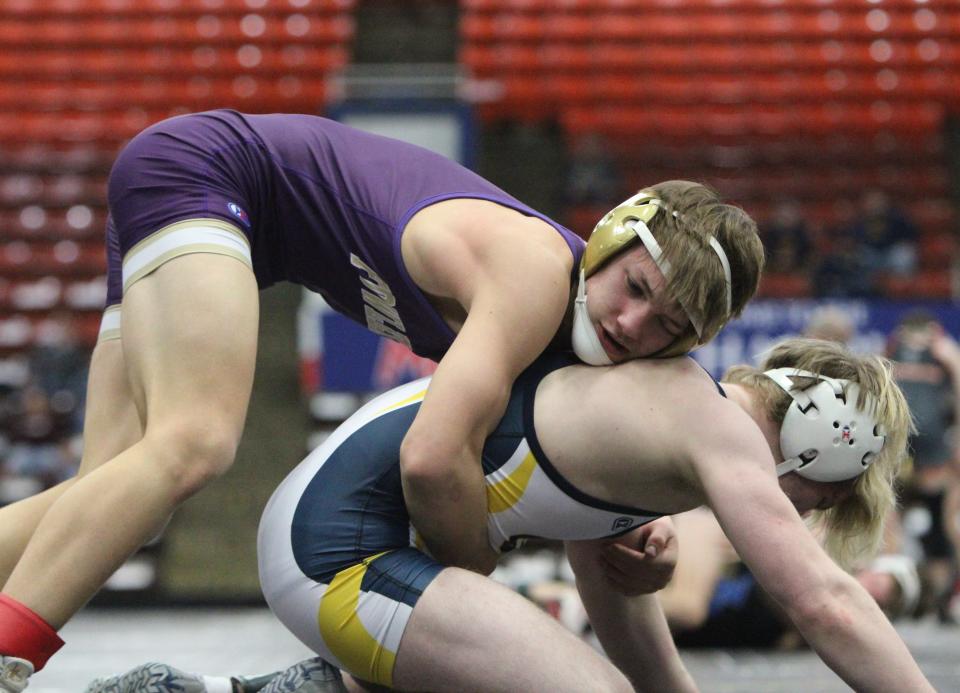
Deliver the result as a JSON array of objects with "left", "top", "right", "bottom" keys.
[{"left": 571, "top": 190, "right": 733, "bottom": 364}]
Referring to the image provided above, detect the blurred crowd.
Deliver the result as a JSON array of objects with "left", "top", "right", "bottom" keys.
[
  {"left": 0, "top": 312, "right": 87, "bottom": 508},
  {"left": 767, "top": 190, "right": 924, "bottom": 299},
  {"left": 562, "top": 131, "right": 952, "bottom": 301}
]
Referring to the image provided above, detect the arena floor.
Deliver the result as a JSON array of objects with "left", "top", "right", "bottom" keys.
[{"left": 28, "top": 607, "right": 960, "bottom": 692}]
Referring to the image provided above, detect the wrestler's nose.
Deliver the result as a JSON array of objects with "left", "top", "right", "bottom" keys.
[{"left": 616, "top": 303, "right": 655, "bottom": 352}]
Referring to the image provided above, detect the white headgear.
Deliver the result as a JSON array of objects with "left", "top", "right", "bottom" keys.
[{"left": 764, "top": 368, "right": 886, "bottom": 483}]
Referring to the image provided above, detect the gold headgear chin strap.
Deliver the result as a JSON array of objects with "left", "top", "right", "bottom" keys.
[{"left": 578, "top": 190, "right": 733, "bottom": 356}]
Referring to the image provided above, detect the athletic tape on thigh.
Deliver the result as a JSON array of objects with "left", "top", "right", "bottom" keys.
[{"left": 121, "top": 219, "right": 252, "bottom": 294}]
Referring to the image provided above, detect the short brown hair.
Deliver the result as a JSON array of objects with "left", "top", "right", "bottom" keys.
[{"left": 646, "top": 180, "right": 765, "bottom": 351}]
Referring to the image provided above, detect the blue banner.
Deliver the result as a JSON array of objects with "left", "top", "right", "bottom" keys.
[
  {"left": 304, "top": 298, "right": 960, "bottom": 394},
  {"left": 694, "top": 299, "right": 960, "bottom": 378}
]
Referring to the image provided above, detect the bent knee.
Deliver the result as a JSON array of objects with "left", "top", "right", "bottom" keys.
[{"left": 143, "top": 419, "right": 241, "bottom": 500}]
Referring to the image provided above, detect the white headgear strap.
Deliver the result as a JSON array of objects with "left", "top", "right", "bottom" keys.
[
  {"left": 571, "top": 268, "right": 614, "bottom": 366},
  {"left": 764, "top": 368, "right": 885, "bottom": 483},
  {"left": 630, "top": 208, "right": 733, "bottom": 336}
]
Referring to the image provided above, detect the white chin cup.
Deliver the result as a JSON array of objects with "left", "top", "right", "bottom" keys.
[
  {"left": 571, "top": 271, "right": 613, "bottom": 366},
  {"left": 765, "top": 368, "right": 885, "bottom": 483}
]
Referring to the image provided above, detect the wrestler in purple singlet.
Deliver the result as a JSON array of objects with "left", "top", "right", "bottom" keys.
[{"left": 106, "top": 109, "right": 585, "bottom": 360}]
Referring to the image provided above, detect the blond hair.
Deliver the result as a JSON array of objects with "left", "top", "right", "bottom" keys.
[
  {"left": 724, "top": 338, "right": 914, "bottom": 567},
  {"left": 646, "top": 180, "right": 765, "bottom": 352}
]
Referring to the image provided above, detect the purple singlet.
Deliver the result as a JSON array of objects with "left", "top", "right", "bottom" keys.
[{"left": 106, "top": 110, "right": 584, "bottom": 360}]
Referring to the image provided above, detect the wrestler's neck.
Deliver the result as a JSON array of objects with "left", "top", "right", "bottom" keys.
[
  {"left": 545, "top": 278, "right": 578, "bottom": 352},
  {"left": 719, "top": 382, "right": 783, "bottom": 464}
]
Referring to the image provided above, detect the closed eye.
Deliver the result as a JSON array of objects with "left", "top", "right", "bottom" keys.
[
  {"left": 629, "top": 273, "right": 685, "bottom": 337},
  {"left": 626, "top": 275, "right": 645, "bottom": 297}
]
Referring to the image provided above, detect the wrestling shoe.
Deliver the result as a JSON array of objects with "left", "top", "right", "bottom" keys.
[
  {"left": 258, "top": 658, "right": 346, "bottom": 693},
  {"left": 85, "top": 662, "right": 226, "bottom": 693},
  {"left": 0, "top": 657, "right": 33, "bottom": 693},
  {"left": 233, "top": 673, "right": 281, "bottom": 692}
]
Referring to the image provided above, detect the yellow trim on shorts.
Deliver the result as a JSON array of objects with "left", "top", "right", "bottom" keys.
[
  {"left": 486, "top": 451, "right": 537, "bottom": 513},
  {"left": 318, "top": 552, "right": 396, "bottom": 687},
  {"left": 122, "top": 219, "right": 252, "bottom": 294}
]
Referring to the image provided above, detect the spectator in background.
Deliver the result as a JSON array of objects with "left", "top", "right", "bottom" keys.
[
  {"left": 0, "top": 383, "right": 77, "bottom": 500},
  {"left": 812, "top": 218, "right": 877, "bottom": 298},
  {"left": 27, "top": 312, "right": 89, "bottom": 436},
  {"left": 0, "top": 313, "right": 89, "bottom": 508},
  {"left": 853, "top": 189, "right": 919, "bottom": 283},
  {"left": 804, "top": 305, "right": 854, "bottom": 345},
  {"left": 888, "top": 311, "right": 960, "bottom": 623},
  {"left": 762, "top": 200, "right": 813, "bottom": 275},
  {"left": 563, "top": 132, "right": 624, "bottom": 207},
  {"left": 659, "top": 508, "right": 921, "bottom": 650}
]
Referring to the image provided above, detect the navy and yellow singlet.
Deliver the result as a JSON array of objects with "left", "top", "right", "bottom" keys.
[{"left": 257, "top": 354, "right": 663, "bottom": 686}]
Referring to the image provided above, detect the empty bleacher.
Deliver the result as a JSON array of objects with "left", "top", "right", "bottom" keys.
[
  {"left": 0, "top": 0, "right": 355, "bottom": 352},
  {"left": 460, "top": 0, "right": 959, "bottom": 298}
]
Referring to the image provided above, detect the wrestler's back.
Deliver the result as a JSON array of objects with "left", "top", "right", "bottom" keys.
[
  {"left": 532, "top": 356, "right": 721, "bottom": 515},
  {"left": 218, "top": 111, "right": 513, "bottom": 359},
  {"left": 115, "top": 110, "right": 583, "bottom": 360}
]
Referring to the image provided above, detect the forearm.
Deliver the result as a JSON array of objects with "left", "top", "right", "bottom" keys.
[
  {"left": 398, "top": 333, "right": 515, "bottom": 575},
  {"left": 401, "top": 444, "right": 497, "bottom": 574},
  {"left": 568, "top": 542, "right": 697, "bottom": 693},
  {"left": 593, "top": 593, "right": 695, "bottom": 693},
  {"left": 797, "top": 583, "right": 933, "bottom": 692}
]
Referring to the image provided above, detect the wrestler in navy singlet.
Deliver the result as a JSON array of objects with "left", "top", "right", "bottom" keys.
[
  {"left": 105, "top": 109, "right": 585, "bottom": 359},
  {"left": 257, "top": 353, "right": 666, "bottom": 686}
]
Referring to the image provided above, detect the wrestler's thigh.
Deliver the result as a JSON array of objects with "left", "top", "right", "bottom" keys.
[
  {"left": 392, "top": 567, "right": 631, "bottom": 693},
  {"left": 76, "top": 337, "right": 142, "bottom": 475},
  {"left": 120, "top": 252, "right": 259, "bottom": 429}
]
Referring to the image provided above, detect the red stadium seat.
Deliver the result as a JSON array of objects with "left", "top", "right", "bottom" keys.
[
  {"left": 884, "top": 271, "right": 954, "bottom": 299},
  {"left": 919, "top": 234, "right": 956, "bottom": 271},
  {"left": 759, "top": 272, "right": 812, "bottom": 299}
]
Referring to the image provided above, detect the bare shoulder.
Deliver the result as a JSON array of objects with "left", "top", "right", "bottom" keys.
[
  {"left": 603, "top": 356, "right": 727, "bottom": 408},
  {"left": 535, "top": 357, "right": 747, "bottom": 511},
  {"left": 401, "top": 198, "right": 573, "bottom": 298},
  {"left": 538, "top": 357, "right": 733, "bottom": 459},
  {"left": 592, "top": 358, "right": 760, "bottom": 463}
]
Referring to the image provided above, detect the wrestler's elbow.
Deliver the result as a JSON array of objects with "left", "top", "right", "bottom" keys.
[
  {"left": 400, "top": 430, "right": 479, "bottom": 484},
  {"left": 784, "top": 575, "right": 860, "bottom": 639},
  {"left": 399, "top": 430, "right": 461, "bottom": 486}
]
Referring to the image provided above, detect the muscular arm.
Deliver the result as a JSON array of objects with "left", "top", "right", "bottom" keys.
[
  {"left": 566, "top": 538, "right": 697, "bottom": 693},
  {"left": 399, "top": 205, "right": 573, "bottom": 573},
  {"left": 696, "top": 412, "right": 934, "bottom": 693}
]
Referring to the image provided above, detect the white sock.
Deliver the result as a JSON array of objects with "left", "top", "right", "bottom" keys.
[{"left": 201, "top": 676, "right": 235, "bottom": 693}]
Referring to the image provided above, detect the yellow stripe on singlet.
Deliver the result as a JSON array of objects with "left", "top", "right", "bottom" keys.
[
  {"left": 486, "top": 451, "right": 537, "bottom": 514},
  {"left": 318, "top": 552, "right": 396, "bottom": 687},
  {"left": 375, "top": 388, "right": 428, "bottom": 416}
]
